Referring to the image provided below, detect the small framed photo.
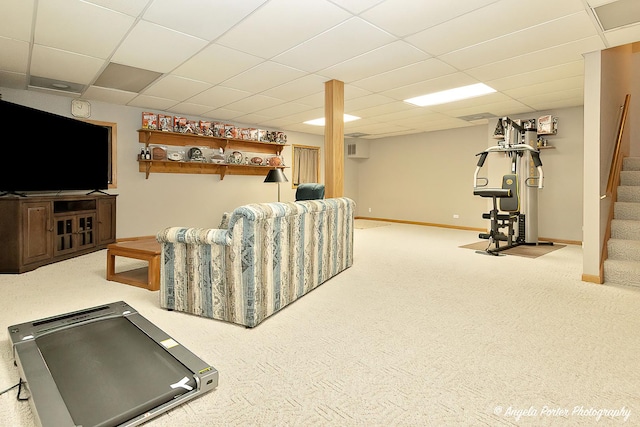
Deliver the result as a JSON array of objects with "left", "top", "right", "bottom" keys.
[
  {"left": 158, "top": 114, "right": 173, "bottom": 132},
  {"left": 142, "top": 112, "right": 157, "bottom": 130}
]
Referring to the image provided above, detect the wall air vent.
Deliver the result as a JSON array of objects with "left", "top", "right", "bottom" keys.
[
  {"left": 347, "top": 141, "right": 369, "bottom": 159},
  {"left": 28, "top": 76, "right": 84, "bottom": 96},
  {"left": 345, "top": 132, "right": 370, "bottom": 138},
  {"left": 457, "top": 112, "right": 495, "bottom": 123}
]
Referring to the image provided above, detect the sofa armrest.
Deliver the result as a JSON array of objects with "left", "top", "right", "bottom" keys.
[{"left": 156, "top": 227, "right": 230, "bottom": 245}]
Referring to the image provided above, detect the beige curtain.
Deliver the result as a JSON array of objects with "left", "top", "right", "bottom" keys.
[{"left": 293, "top": 146, "right": 319, "bottom": 186}]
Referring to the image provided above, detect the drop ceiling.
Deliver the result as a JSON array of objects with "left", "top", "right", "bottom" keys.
[{"left": 1, "top": 0, "right": 639, "bottom": 139}]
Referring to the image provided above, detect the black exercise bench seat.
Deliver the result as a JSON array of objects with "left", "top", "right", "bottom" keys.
[{"left": 473, "top": 188, "right": 511, "bottom": 198}]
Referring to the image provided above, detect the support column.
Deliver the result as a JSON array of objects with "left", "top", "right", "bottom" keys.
[{"left": 324, "top": 79, "right": 344, "bottom": 198}]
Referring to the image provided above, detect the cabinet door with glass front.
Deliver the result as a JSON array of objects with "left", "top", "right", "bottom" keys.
[{"left": 54, "top": 213, "right": 96, "bottom": 256}]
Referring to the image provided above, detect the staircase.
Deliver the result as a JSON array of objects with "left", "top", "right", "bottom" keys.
[{"left": 604, "top": 157, "right": 640, "bottom": 287}]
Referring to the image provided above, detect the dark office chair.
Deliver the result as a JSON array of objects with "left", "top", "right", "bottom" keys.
[{"left": 295, "top": 183, "right": 325, "bottom": 201}]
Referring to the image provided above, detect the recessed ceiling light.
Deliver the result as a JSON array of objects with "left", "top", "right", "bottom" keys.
[
  {"left": 304, "top": 114, "right": 361, "bottom": 126},
  {"left": 404, "top": 83, "right": 496, "bottom": 107},
  {"left": 51, "top": 83, "right": 70, "bottom": 89}
]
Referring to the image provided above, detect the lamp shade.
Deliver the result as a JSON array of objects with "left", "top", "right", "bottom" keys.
[{"left": 264, "top": 168, "right": 288, "bottom": 183}]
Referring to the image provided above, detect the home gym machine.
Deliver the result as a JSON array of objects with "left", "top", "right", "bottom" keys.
[{"left": 473, "top": 116, "right": 551, "bottom": 255}]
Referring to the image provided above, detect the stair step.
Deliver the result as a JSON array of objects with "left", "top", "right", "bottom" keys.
[
  {"left": 623, "top": 157, "right": 640, "bottom": 171},
  {"left": 614, "top": 202, "right": 640, "bottom": 220},
  {"left": 620, "top": 170, "right": 640, "bottom": 186},
  {"left": 617, "top": 186, "right": 640, "bottom": 202},
  {"left": 611, "top": 219, "right": 640, "bottom": 240},
  {"left": 608, "top": 238, "right": 640, "bottom": 261},
  {"left": 603, "top": 259, "right": 640, "bottom": 288}
]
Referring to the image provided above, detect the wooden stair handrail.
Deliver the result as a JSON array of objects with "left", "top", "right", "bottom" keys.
[
  {"left": 606, "top": 94, "right": 631, "bottom": 196},
  {"left": 600, "top": 94, "right": 631, "bottom": 282}
]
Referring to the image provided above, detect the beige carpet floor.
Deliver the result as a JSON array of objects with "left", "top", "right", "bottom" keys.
[{"left": 1, "top": 223, "right": 639, "bottom": 426}]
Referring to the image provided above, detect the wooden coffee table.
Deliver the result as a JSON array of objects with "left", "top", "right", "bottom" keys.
[{"left": 106, "top": 237, "right": 161, "bottom": 291}]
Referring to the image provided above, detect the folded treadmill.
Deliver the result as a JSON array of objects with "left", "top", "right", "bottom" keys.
[{"left": 8, "top": 301, "right": 218, "bottom": 427}]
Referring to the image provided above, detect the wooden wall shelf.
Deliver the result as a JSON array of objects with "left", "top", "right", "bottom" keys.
[
  {"left": 138, "top": 158, "right": 286, "bottom": 180},
  {"left": 137, "top": 129, "right": 288, "bottom": 179}
]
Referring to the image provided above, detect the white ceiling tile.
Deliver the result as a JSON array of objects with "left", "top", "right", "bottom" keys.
[
  {"left": 188, "top": 86, "right": 252, "bottom": 108},
  {"left": 487, "top": 61, "right": 584, "bottom": 91},
  {"left": 260, "top": 116, "right": 305, "bottom": 128},
  {"left": 519, "top": 87, "right": 584, "bottom": 107},
  {"left": 254, "top": 101, "right": 315, "bottom": 118},
  {"left": 350, "top": 58, "right": 457, "bottom": 93},
  {"left": 223, "top": 62, "right": 307, "bottom": 93},
  {"left": 84, "top": 0, "right": 149, "bottom": 17},
  {"left": 525, "top": 96, "right": 584, "bottom": 111},
  {"left": 35, "top": 0, "right": 134, "bottom": 58},
  {"left": 345, "top": 94, "right": 398, "bottom": 111},
  {"left": 233, "top": 113, "right": 276, "bottom": 126},
  {"left": 273, "top": 17, "right": 396, "bottom": 72},
  {"left": 318, "top": 41, "right": 430, "bottom": 83},
  {"left": 292, "top": 91, "right": 325, "bottom": 108},
  {"left": 361, "top": 0, "right": 498, "bottom": 37},
  {"left": 440, "top": 12, "right": 598, "bottom": 70},
  {"left": 278, "top": 107, "right": 325, "bottom": 123},
  {"left": 603, "top": 23, "right": 640, "bottom": 47},
  {"left": 30, "top": 45, "right": 105, "bottom": 84},
  {"left": 344, "top": 84, "right": 372, "bottom": 100},
  {"left": 85, "top": 85, "right": 138, "bottom": 105},
  {"left": 216, "top": 0, "right": 351, "bottom": 58},
  {"left": 223, "top": 94, "right": 285, "bottom": 114},
  {"left": 111, "top": 20, "right": 208, "bottom": 73},
  {"left": 262, "top": 74, "right": 327, "bottom": 101},
  {"left": 0, "top": 37, "right": 30, "bottom": 73},
  {"left": 202, "top": 108, "right": 245, "bottom": 121},
  {"left": 143, "top": 0, "right": 268, "bottom": 41},
  {"left": 503, "top": 76, "right": 584, "bottom": 99},
  {"left": 172, "top": 44, "right": 263, "bottom": 85},
  {"left": 407, "top": 0, "right": 585, "bottom": 56},
  {"left": 143, "top": 75, "right": 211, "bottom": 102},
  {"left": 166, "top": 102, "right": 215, "bottom": 116},
  {"left": 0, "top": 0, "right": 34, "bottom": 41},
  {"left": 466, "top": 36, "right": 605, "bottom": 82},
  {"left": 349, "top": 101, "right": 414, "bottom": 119},
  {"left": 126, "top": 93, "right": 178, "bottom": 110},
  {"left": 283, "top": 122, "right": 325, "bottom": 135}
]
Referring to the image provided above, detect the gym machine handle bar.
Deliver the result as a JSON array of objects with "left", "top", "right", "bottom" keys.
[{"left": 474, "top": 144, "right": 544, "bottom": 189}]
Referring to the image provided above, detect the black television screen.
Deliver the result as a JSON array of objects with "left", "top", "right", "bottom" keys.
[{"left": 0, "top": 99, "right": 110, "bottom": 194}]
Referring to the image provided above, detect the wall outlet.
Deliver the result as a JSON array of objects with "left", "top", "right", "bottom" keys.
[
  {"left": 368, "top": 207, "right": 372, "bottom": 213},
  {"left": 453, "top": 214, "right": 459, "bottom": 219}
]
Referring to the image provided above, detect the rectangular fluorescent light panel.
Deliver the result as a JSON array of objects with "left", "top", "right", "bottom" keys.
[
  {"left": 304, "top": 114, "right": 360, "bottom": 126},
  {"left": 404, "top": 83, "right": 496, "bottom": 107}
]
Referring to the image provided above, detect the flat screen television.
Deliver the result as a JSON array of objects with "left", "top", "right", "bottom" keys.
[{"left": 0, "top": 99, "right": 110, "bottom": 195}]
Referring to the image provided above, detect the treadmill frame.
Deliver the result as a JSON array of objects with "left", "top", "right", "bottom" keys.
[{"left": 8, "top": 301, "right": 218, "bottom": 427}]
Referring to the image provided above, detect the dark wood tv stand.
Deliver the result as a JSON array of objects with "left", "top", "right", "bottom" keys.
[{"left": 0, "top": 193, "right": 117, "bottom": 273}]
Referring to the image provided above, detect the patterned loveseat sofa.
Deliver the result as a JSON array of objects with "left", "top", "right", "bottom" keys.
[{"left": 156, "top": 197, "right": 355, "bottom": 327}]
